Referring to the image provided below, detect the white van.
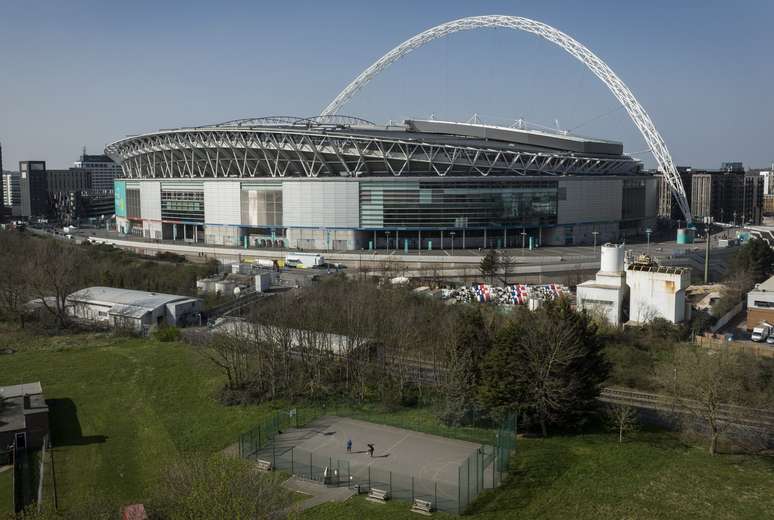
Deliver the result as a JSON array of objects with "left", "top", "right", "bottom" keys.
[{"left": 751, "top": 324, "right": 771, "bottom": 342}]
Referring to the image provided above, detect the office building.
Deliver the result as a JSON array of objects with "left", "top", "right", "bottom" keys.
[
  {"left": 2, "top": 171, "right": 21, "bottom": 215},
  {"left": 19, "top": 161, "right": 49, "bottom": 218},
  {"left": 74, "top": 152, "right": 121, "bottom": 192}
]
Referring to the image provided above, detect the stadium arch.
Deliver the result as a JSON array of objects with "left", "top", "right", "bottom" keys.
[{"left": 320, "top": 15, "right": 692, "bottom": 224}]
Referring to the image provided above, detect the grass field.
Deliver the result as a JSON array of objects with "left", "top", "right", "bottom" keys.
[
  {"left": 0, "top": 469, "right": 12, "bottom": 514},
  {"left": 0, "top": 326, "right": 276, "bottom": 512},
  {"left": 1, "top": 326, "right": 773, "bottom": 519}
]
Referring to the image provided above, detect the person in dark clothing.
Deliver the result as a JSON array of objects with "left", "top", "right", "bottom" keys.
[
  {"left": 367, "top": 443, "right": 374, "bottom": 457},
  {"left": 346, "top": 439, "right": 352, "bottom": 453}
]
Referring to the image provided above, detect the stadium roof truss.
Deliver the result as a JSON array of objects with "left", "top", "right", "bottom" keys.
[
  {"left": 321, "top": 15, "right": 693, "bottom": 223},
  {"left": 107, "top": 127, "right": 639, "bottom": 180}
]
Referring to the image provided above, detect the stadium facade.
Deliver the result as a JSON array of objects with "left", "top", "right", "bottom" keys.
[{"left": 106, "top": 116, "right": 658, "bottom": 250}]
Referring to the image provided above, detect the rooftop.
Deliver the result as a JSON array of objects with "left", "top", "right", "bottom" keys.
[
  {"left": 66, "top": 286, "right": 198, "bottom": 311},
  {"left": 752, "top": 275, "right": 774, "bottom": 293},
  {"left": 0, "top": 381, "right": 47, "bottom": 434},
  {"left": 627, "top": 263, "right": 690, "bottom": 275}
]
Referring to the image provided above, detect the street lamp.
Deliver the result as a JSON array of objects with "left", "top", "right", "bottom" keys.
[
  {"left": 592, "top": 230, "right": 600, "bottom": 253},
  {"left": 520, "top": 230, "right": 527, "bottom": 256},
  {"left": 449, "top": 231, "right": 456, "bottom": 255},
  {"left": 703, "top": 216, "right": 713, "bottom": 283},
  {"left": 645, "top": 228, "right": 652, "bottom": 253},
  {"left": 385, "top": 231, "right": 391, "bottom": 252}
]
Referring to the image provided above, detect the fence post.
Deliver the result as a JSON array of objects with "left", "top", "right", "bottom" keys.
[
  {"left": 258, "top": 425, "right": 261, "bottom": 450},
  {"left": 458, "top": 465, "right": 461, "bottom": 514},
  {"left": 389, "top": 471, "right": 392, "bottom": 495},
  {"left": 368, "top": 466, "right": 371, "bottom": 491},
  {"left": 273, "top": 442, "right": 276, "bottom": 468},
  {"left": 476, "top": 449, "right": 480, "bottom": 495},
  {"left": 435, "top": 481, "right": 437, "bottom": 510},
  {"left": 291, "top": 447, "right": 294, "bottom": 474},
  {"left": 467, "top": 457, "right": 470, "bottom": 507},
  {"left": 411, "top": 476, "right": 414, "bottom": 502},
  {"left": 310, "top": 452, "right": 313, "bottom": 480}
]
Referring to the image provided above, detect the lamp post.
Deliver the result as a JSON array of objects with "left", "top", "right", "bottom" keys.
[
  {"left": 385, "top": 231, "right": 391, "bottom": 252},
  {"left": 449, "top": 231, "right": 456, "bottom": 255},
  {"left": 592, "top": 230, "right": 600, "bottom": 253},
  {"left": 704, "top": 216, "right": 713, "bottom": 283},
  {"left": 521, "top": 230, "right": 527, "bottom": 256},
  {"left": 645, "top": 228, "right": 652, "bottom": 253}
]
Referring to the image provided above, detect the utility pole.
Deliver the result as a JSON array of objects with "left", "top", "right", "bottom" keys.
[{"left": 704, "top": 216, "right": 713, "bottom": 283}]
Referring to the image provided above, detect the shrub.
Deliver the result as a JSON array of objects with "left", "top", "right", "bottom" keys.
[{"left": 154, "top": 325, "right": 181, "bottom": 342}]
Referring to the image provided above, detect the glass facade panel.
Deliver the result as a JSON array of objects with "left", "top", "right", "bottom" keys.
[
  {"left": 360, "top": 180, "right": 557, "bottom": 228},
  {"left": 160, "top": 190, "right": 204, "bottom": 222},
  {"left": 126, "top": 188, "right": 141, "bottom": 218},
  {"left": 241, "top": 189, "right": 283, "bottom": 226}
]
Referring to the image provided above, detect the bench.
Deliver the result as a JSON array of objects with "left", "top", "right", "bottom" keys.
[
  {"left": 411, "top": 498, "right": 434, "bottom": 515},
  {"left": 256, "top": 459, "right": 273, "bottom": 472},
  {"left": 366, "top": 488, "right": 391, "bottom": 503}
]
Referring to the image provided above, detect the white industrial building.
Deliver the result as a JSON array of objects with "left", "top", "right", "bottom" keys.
[
  {"left": 576, "top": 244, "right": 627, "bottom": 326},
  {"left": 66, "top": 286, "right": 202, "bottom": 332},
  {"left": 577, "top": 246, "right": 691, "bottom": 325},
  {"left": 626, "top": 261, "right": 691, "bottom": 324}
]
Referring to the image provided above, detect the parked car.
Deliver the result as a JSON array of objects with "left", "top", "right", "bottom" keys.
[{"left": 751, "top": 323, "right": 772, "bottom": 342}]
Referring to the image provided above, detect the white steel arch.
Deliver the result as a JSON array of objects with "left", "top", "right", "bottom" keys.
[{"left": 321, "top": 15, "right": 692, "bottom": 223}]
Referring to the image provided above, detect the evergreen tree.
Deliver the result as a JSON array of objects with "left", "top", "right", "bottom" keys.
[
  {"left": 479, "top": 249, "right": 499, "bottom": 285},
  {"left": 478, "top": 298, "right": 609, "bottom": 435},
  {"left": 731, "top": 238, "right": 774, "bottom": 285},
  {"left": 441, "top": 307, "right": 492, "bottom": 426}
]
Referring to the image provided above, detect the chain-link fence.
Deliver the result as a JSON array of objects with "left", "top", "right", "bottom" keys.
[{"left": 238, "top": 408, "right": 517, "bottom": 514}]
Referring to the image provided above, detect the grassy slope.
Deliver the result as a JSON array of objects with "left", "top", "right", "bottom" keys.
[
  {"left": 0, "top": 469, "right": 11, "bottom": 514},
  {"left": 2, "top": 327, "right": 773, "bottom": 518},
  {"left": 0, "top": 327, "right": 273, "bottom": 511}
]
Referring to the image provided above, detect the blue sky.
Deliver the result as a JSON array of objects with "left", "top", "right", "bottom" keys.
[{"left": 0, "top": 0, "right": 772, "bottom": 169}]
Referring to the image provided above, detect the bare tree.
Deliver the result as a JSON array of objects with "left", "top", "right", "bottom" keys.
[
  {"left": 0, "top": 233, "right": 32, "bottom": 327},
  {"left": 657, "top": 347, "right": 752, "bottom": 455},
  {"left": 24, "top": 239, "right": 91, "bottom": 328},
  {"left": 607, "top": 403, "right": 638, "bottom": 443},
  {"left": 202, "top": 327, "right": 257, "bottom": 391}
]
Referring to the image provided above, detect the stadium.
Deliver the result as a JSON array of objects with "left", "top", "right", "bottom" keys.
[
  {"left": 106, "top": 15, "right": 687, "bottom": 251},
  {"left": 106, "top": 116, "right": 656, "bottom": 250}
]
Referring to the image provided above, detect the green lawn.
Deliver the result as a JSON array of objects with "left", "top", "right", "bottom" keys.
[
  {"left": 0, "top": 468, "right": 12, "bottom": 514},
  {"left": 0, "top": 326, "right": 276, "bottom": 512},
  {"left": 2, "top": 326, "right": 773, "bottom": 519},
  {"left": 303, "top": 431, "right": 774, "bottom": 520}
]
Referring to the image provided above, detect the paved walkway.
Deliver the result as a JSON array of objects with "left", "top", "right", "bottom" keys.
[{"left": 283, "top": 476, "right": 356, "bottom": 511}]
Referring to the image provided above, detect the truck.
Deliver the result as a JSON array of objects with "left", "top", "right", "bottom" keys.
[
  {"left": 285, "top": 253, "right": 324, "bottom": 269},
  {"left": 751, "top": 322, "right": 772, "bottom": 342}
]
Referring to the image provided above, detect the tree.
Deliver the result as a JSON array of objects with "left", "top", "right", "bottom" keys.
[
  {"left": 479, "top": 299, "right": 609, "bottom": 435},
  {"left": 656, "top": 347, "right": 756, "bottom": 455},
  {"left": 479, "top": 250, "right": 498, "bottom": 285},
  {"left": 498, "top": 253, "right": 517, "bottom": 286},
  {"left": 606, "top": 403, "right": 638, "bottom": 443},
  {"left": 24, "top": 239, "right": 91, "bottom": 328},
  {"left": 729, "top": 238, "right": 774, "bottom": 285},
  {"left": 201, "top": 328, "right": 257, "bottom": 392},
  {"left": 0, "top": 232, "right": 32, "bottom": 327},
  {"left": 148, "top": 454, "right": 293, "bottom": 520},
  {"left": 441, "top": 307, "right": 492, "bottom": 426}
]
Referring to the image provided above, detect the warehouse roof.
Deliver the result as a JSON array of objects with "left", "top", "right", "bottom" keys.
[
  {"left": 66, "top": 287, "right": 198, "bottom": 311},
  {"left": 0, "top": 381, "right": 48, "bottom": 434},
  {"left": 752, "top": 275, "right": 774, "bottom": 293}
]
